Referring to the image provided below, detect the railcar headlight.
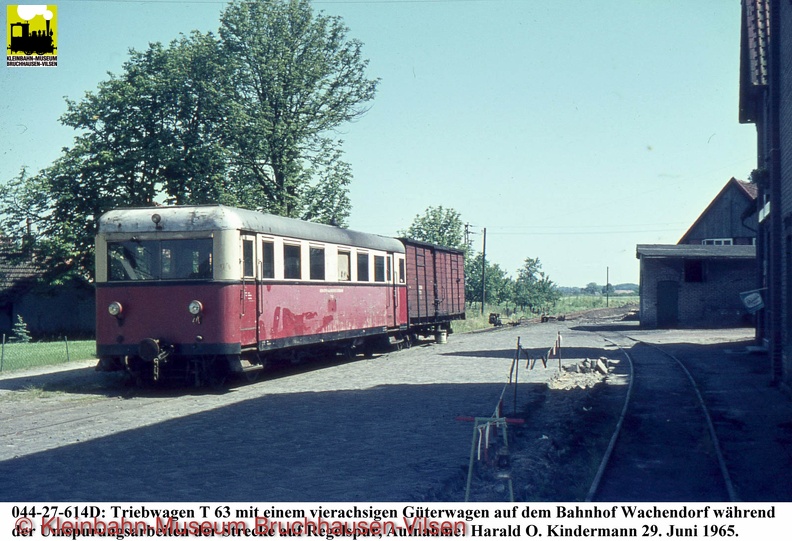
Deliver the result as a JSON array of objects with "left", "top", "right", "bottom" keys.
[
  {"left": 188, "top": 300, "right": 203, "bottom": 316},
  {"left": 108, "top": 302, "right": 123, "bottom": 317}
]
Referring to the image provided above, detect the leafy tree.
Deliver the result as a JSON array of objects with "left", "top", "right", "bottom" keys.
[
  {"left": 513, "top": 257, "right": 560, "bottom": 313},
  {"left": 584, "top": 282, "right": 601, "bottom": 295},
  {"left": 464, "top": 252, "right": 513, "bottom": 306},
  {"left": 399, "top": 206, "right": 465, "bottom": 249},
  {"left": 0, "top": 0, "right": 378, "bottom": 281},
  {"left": 219, "top": 0, "right": 378, "bottom": 222},
  {"left": 1, "top": 33, "right": 234, "bottom": 281}
]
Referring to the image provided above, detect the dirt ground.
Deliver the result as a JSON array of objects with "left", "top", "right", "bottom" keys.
[{"left": 0, "top": 308, "right": 788, "bottom": 502}]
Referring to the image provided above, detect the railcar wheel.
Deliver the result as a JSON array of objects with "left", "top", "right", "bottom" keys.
[
  {"left": 290, "top": 350, "right": 309, "bottom": 365},
  {"left": 203, "top": 357, "right": 229, "bottom": 388},
  {"left": 342, "top": 343, "right": 356, "bottom": 360},
  {"left": 124, "top": 356, "right": 155, "bottom": 386},
  {"left": 244, "top": 370, "right": 261, "bottom": 383},
  {"left": 195, "top": 357, "right": 229, "bottom": 389}
]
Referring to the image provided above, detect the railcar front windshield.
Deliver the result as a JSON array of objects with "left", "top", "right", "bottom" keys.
[{"left": 107, "top": 238, "right": 213, "bottom": 281}]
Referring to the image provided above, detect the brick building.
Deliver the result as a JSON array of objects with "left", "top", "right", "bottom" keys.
[
  {"left": 636, "top": 176, "right": 758, "bottom": 329},
  {"left": 636, "top": 245, "right": 756, "bottom": 328},
  {"left": 739, "top": 0, "right": 792, "bottom": 385}
]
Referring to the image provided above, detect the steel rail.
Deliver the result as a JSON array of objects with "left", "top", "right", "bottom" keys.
[
  {"left": 637, "top": 338, "right": 739, "bottom": 502},
  {"left": 584, "top": 337, "right": 634, "bottom": 502},
  {"left": 585, "top": 332, "right": 738, "bottom": 502}
]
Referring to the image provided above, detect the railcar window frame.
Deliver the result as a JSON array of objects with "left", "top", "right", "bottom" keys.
[
  {"left": 357, "top": 251, "right": 369, "bottom": 282},
  {"left": 338, "top": 250, "right": 351, "bottom": 281},
  {"left": 374, "top": 255, "right": 386, "bottom": 283},
  {"left": 242, "top": 237, "right": 255, "bottom": 278},
  {"left": 310, "top": 245, "right": 326, "bottom": 281},
  {"left": 261, "top": 239, "right": 275, "bottom": 279},
  {"left": 284, "top": 243, "right": 302, "bottom": 280},
  {"left": 107, "top": 237, "right": 213, "bottom": 282}
]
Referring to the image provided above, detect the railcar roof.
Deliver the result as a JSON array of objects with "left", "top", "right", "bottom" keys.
[{"left": 98, "top": 205, "right": 405, "bottom": 253}]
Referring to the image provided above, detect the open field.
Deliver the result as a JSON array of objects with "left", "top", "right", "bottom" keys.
[
  {"left": 454, "top": 295, "right": 640, "bottom": 333},
  {"left": 552, "top": 294, "right": 639, "bottom": 314}
]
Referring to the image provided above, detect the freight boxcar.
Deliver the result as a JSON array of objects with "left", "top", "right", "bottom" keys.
[{"left": 400, "top": 239, "right": 466, "bottom": 341}]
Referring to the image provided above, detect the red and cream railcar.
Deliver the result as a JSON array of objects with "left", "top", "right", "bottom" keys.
[{"left": 95, "top": 205, "right": 409, "bottom": 384}]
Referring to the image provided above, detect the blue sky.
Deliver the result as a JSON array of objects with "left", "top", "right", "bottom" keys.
[{"left": 1, "top": 0, "right": 758, "bottom": 287}]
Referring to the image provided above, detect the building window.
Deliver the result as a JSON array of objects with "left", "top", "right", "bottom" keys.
[
  {"left": 374, "top": 255, "right": 386, "bottom": 282},
  {"left": 684, "top": 259, "right": 704, "bottom": 282},
  {"left": 262, "top": 240, "right": 274, "bottom": 279},
  {"left": 338, "top": 251, "right": 351, "bottom": 281},
  {"left": 310, "top": 246, "right": 325, "bottom": 280},
  {"left": 702, "top": 239, "right": 733, "bottom": 246},
  {"left": 357, "top": 252, "right": 369, "bottom": 282},
  {"left": 284, "top": 244, "right": 301, "bottom": 280}
]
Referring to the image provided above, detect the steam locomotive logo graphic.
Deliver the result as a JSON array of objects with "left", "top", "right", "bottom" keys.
[{"left": 6, "top": 5, "right": 57, "bottom": 66}]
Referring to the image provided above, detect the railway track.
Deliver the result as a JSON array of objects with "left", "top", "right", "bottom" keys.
[{"left": 586, "top": 331, "right": 738, "bottom": 502}]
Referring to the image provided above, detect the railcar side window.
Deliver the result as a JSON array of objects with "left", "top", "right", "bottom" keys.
[
  {"left": 262, "top": 240, "right": 275, "bottom": 279},
  {"left": 242, "top": 239, "right": 255, "bottom": 278},
  {"left": 374, "top": 255, "right": 386, "bottom": 282},
  {"left": 398, "top": 258, "right": 405, "bottom": 284},
  {"left": 284, "top": 244, "right": 301, "bottom": 280},
  {"left": 310, "top": 246, "right": 325, "bottom": 280},
  {"left": 338, "top": 251, "right": 351, "bottom": 281},
  {"left": 357, "top": 252, "right": 369, "bottom": 282},
  {"left": 107, "top": 238, "right": 212, "bottom": 281}
]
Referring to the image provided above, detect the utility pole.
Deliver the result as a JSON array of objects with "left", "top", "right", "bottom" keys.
[{"left": 481, "top": 227, "right": 487, "bottom": 316}]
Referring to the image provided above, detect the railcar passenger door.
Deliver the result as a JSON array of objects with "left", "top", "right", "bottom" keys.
[
  {"left": 387, "top": 254, "right": 398, "bottom": 327},
  {"left": 240, "top": 234, "right": 259, "bottom": 346}
]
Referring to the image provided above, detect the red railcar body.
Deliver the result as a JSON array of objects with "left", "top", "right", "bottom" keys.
[{"left": 95, "top": 205, "right": 461, "bottom": 385}]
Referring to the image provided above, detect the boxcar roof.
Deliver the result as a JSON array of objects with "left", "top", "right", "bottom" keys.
[
  {"left": 399, "top": 237, "right": 466, "bottom": 254},
  {"left": 99, "top": 205, "right": 405, "bottom": 253}
]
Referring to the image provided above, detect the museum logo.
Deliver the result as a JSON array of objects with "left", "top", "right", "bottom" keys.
[{"left": 6, "top": 4, "right": 57, "bottom": 67}]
